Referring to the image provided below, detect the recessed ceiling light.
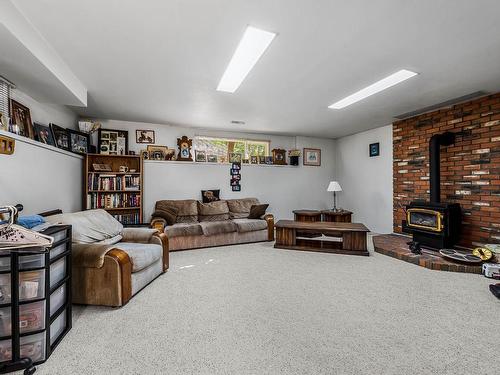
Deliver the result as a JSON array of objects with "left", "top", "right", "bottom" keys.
[
  {"left": 231, "top": 120, "right": 246, "bottom": 125},
  {"left": 328, "top": 69, "right": 418, "bottom": 109},
  {"left": 217, "top": 26, "right": 276, "bottom": 93}
]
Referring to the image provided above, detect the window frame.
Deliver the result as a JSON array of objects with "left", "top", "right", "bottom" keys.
[{"left": 194, "top": 135, "right": 270, "bottom": 161}]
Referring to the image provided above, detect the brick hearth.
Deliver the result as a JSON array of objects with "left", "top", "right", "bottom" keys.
[
  {"left": 373, "top": 234, "right": 482, "bottom": 274},
  {"left": 392, "top": 93, "right": 500, "bottom": 248}
]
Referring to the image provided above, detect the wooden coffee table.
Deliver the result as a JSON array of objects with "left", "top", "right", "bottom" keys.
[{"left": 274, "top": 220, "right": 369, "bottom": 256}]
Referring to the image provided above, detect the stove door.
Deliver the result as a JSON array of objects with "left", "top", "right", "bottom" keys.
[{"left": 407, "top": 208, "right": 443, "bottom": 232}]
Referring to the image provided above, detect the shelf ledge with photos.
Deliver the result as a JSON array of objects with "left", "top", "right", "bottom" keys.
[
  {"left": 143, "top": 159, "right": 300, "bottom": 168},
  {"left": 0, "top": 129, "right": 83, "bottom": 159}
]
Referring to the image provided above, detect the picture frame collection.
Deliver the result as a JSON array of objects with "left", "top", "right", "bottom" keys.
[
  {"left": 3, "top": 100, "right": 324, "bottom": 166},
  {"left": 5, "top": 99, "right": 92, "bottom": 155}
]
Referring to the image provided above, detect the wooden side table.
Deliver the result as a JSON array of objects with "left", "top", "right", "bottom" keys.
[
  {"left": 293, "top": 210, "right": 322, "bottom": 222},
  {"left": 321, "top": 210, "right": 352, "bottom": 223},
  {"left": 293, "top": 210, "right": 322, "bottom": 238}
]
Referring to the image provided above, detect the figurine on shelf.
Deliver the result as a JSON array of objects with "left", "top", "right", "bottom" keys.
[{"left": 176, "top": 136, "right": 193, "bottom": 161}]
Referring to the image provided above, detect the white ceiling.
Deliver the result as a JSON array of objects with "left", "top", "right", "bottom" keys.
[{"left": 12, "top": 0, "right": 500, "bottom": 138}]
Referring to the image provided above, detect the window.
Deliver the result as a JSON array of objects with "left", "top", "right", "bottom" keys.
[{"left": 195, "top": 136, "right": 270, "bottom": 163}]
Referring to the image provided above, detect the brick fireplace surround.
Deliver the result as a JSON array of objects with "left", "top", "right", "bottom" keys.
[{"left": 393, "top": 93, "right": 500, "bottom": 248}]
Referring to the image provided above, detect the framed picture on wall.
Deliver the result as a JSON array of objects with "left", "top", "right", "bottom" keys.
[
  {"left": 303, "top": 148, "right": 321, "bottom": 166},
  {"left": 98, "top": 129, "right": 128, "bottom": 155},
  {"left": 369, "top": 142, "right": 380, "bottom": 157},
  {"left": 136, "top": 130, "right": 155, "bottom": 144}
]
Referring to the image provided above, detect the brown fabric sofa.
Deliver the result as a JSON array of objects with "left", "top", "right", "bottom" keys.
[
  {"left": 46, "top": 209, "right": 168, "bottom": 307},
  {"left": 151, "top": 198, "right": 274, "bottom": 251}
]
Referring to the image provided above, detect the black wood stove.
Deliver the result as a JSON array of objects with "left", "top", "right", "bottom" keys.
[{"left": 403, "top": 132, "right": 462, "bottom": 250}]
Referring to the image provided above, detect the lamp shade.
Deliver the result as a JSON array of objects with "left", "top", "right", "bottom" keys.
[{"left": 327, "top": 181, "right": 342, "bottom": 192}]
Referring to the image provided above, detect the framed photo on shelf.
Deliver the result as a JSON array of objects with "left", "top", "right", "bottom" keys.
[
  {"left": 303, "top": 148, "right": 321, "bottom": 166},
  {"left": 50, "top": 123, "right": 70, "bottom": 150},
  {"left": 68, "top": 129, "right": 90, "bottom": 154},
  {"left": 98, "top": 129, "right": 128, "bottom": 155},
  {"left": 250, "top": 155, "right": 258, "bottom": 164},
  {"left": 258, "top": 156, "right": 266, "bottom": 164},
  {"left": 229, "top": 153, "right": 242, "bottom": 163},
  {"left": 369, "top": 142, "right": 380, "bottom": 157},
  {"left": 33, "top": 123, "right": 55, "bottom": 146},
  {"left": 9, "top": 99, "right": 33, "bottom": 138},
  {"left": 140, "top": 150, "right": 149, "bottom": 160},
  {"left": 265, "top": 156, "right": 273, "bottom": 165},
  {"left": 92, "top": 163, "right": 112, "bottom": 172},
  {"left": 146, "top": 145, "right": 175, "bottom": 160},
  {"left": 195, "top": 150, "right": 207, "bottom": 162},
  {"left": 136, "top": 130, "right": 155, "bottom": 144},
  {"left": 207, "top": 154, "right": 218, "bottom": 163}
]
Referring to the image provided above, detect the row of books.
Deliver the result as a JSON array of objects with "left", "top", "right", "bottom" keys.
[
  {"left": 87, "top": 193, "right": 141, "bottom": 209},
  {"left": 87, "top": 174, "right": 140, "bottom": 191},
  {"left": 111, "top": 213, "right": 141, "bottom": 225}
]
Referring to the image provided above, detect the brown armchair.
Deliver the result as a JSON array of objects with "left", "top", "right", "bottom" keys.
[{"left": 46, "top": 210, "right": 169, "bottom": 307}]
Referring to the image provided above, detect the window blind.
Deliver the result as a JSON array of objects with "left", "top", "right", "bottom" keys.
[{"left": 0, "top": 79, "right": 10, "bottom": 118}]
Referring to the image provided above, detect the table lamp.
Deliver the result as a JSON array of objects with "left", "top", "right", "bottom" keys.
[{"left": 327, "top": 181, "right": 342, "bottom": 211}]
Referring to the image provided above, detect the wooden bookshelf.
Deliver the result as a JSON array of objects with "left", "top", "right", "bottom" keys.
[{"left": 84, "top": 154, "right": 143, "bottom": 224}]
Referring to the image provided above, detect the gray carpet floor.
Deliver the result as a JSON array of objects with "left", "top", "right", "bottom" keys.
[{"left": 33, "top": 237, "right": 499, "bottom": 375}]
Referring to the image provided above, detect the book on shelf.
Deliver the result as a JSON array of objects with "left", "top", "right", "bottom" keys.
[
  {"left": 87, "top": 192, "right": 141, "bottom": 209},
  {"left": 111, "top": 212, "right": 141, "bottom": 225},
  {"left": 88, "top": 174, "right": 140, "bottom": 191}
]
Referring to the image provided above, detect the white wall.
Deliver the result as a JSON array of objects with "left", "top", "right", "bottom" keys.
[
  {"left": 94, "top": 119, "right": 336, "bottom": 220},
  {"left": 0, "top": 89, "right": 81, "bottom": 215},
  {"left": 335, "top": 125, "right": 393, "bottom": 234}
]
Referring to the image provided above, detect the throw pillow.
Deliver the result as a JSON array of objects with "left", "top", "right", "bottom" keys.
[
  {"left": 248, "top": 204, "right": 269, "bottom": 219},
  {"left": 201, "top": 189, "right": 220, "bottom": 203},
  {"left": 152, "top": 205, "right": 179, "bottom": 226}
]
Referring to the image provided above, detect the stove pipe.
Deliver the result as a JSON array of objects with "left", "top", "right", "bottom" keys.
[{"left": 429, "top": 132, "right": 456, "bottom": 203}]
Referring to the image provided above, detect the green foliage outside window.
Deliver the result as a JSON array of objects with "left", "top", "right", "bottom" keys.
[{"left": 195, "top": 136, "right": 270, "bottom": 163}]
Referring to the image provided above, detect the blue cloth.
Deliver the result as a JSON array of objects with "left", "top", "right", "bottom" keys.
[{"left": 16, "top": 215, "right": 46, "bottom": 229}]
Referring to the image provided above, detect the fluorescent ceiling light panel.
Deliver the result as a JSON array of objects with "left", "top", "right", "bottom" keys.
[
  {"left": 328, "top": 69, "right": 418, "bottom": 109},
  {"left": 217, "top": 26, "right": 276, "bottom": 93}
]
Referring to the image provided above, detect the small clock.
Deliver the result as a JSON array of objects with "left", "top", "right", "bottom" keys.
[
  {"left": 176, "top": 136, "right": 193, "bottom": 161},
  {"left": 272, "top": 148, "right": 287, "bottom": 165}
]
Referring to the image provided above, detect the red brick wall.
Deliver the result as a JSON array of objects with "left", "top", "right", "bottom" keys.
[{"left": 393, "top": 93, "right": 500, "bottom": 248}]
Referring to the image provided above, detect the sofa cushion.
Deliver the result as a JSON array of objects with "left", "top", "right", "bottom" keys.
[
  {"left": 199, "top": 221, "right": 237, "bottom": 236},
  {"left": 112, "top": 242, "right": 163, "bottom": 273},
  {"left": 248, "top": 204, "right": 269, "bottom": 219},
  {"left": 227, "top": 198, "right": 260, "bottom": 219},
  {"left": 198, "top": 200, "right": 230, "bottom": 222},
  {"left": 152, "top": 205, "right": 179, "bottom": 225},
  {"left": 46, "top": 209, "right": 123, "bottom": 244},
  {"left": 156, "top": 200, "right": 198, "bottom": 223},
  {"left": 165, "top": 223, "right": 203, "bottom": 238},
  {"left": 233, "top": 218, "right": 268, "bottom": 233}
]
